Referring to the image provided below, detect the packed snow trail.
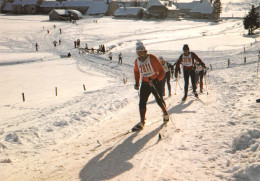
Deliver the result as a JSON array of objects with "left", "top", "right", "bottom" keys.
[{"left": 0, "top": 13, "right": 260, "bottom": 181}]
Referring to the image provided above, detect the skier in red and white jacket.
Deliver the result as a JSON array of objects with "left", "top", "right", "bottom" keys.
[
  {"left": 132, "top": 41, "right": 170, "bottom": 131},
  {"left": 175, "top": 44, "right": 206, "bottom": 101}
]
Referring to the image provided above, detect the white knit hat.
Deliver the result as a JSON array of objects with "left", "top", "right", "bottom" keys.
[
  {"left": 136, "top": 41, "right": 146, "bottom": 52},
  {"left": 159, "top": 56, "right": 164, "bottom": 60}
]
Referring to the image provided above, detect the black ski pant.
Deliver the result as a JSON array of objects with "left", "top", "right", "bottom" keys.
[
  {"left": 139, "top": 80, "right": 165, "bottom": 114},
  {"left": 183, "top": 68, "right": 197, "bottom": 97},
  {"left": 195, "top": 70, "right": 204, "bottom": 91},
  {"left": 162, "top": 71, "right": 171, "bottom": 95}
]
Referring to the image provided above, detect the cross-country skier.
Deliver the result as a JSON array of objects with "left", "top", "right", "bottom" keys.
[
  {"left": 132, "top": 41, "right": 170, "bottom": 131},
  {"left": 108, "top": 52, "right": 113, "bottom": 62},
  {"left": 195, "top": 60, "right": 206, "bottom": 93},
  {"left": 118, "top": 52, "right": 123, "bottom": 65},
  {"left": 159, "top": 56, "right": 173, "bottom": 97},
  {"left": 175, "top": 44, "right": 205, "bottom": 101},
  {"left": 35, "top": 43, "right": 39, "bottom": 51}
]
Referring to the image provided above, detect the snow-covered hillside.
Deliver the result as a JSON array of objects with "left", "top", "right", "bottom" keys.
[{"left": 0, "top": 1, "right": 259, "bottom": 181}]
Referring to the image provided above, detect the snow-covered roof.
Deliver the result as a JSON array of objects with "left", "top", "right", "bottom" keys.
[
  {"left": 40, "top": 1, "right": 62, "bottom": 8},
  {"left": 40, "top": 1, "right": 108, "bottom": 15},
  {"left": 191, "top": 0, "right": 213, "bottom": 14},
  {"left": 84, "top": 2, "right": 108, "bottom": 15},
  {"left": 176, "top": 1, "right": 200, "bottom": 10},
  {"left": 50, "top": 9, "right": 69, "bottom": 15},
  {"left": 2, "top": 2, "right": 12, "bottom": 11},
  {"left": 146, "top": 0, "right": 164, "bottom": 9},
  {"left": 114, "top": 7, "right": 144, "bottom": 16},
  {"left": 69, "top": 9, "right": 83, "bottom": 17},
  {"left": 146, "top": 0, "right": 177, "bottom": 10},
  {"left": 49, "top": 9, "right": 83, "bottom": 16},
  {"left": 167, "top": 5, "right": 177, "bottom": 11},
  {"left": 12, "top": 0, "right": 38, "bottom": 6}
]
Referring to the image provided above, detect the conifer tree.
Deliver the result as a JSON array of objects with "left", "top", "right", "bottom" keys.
[
  {"left": 213, "top": 0, "right": 222, "bottom": 14},
  {"left": 243, "top": 5, "right": 259, "bottom": 35}
]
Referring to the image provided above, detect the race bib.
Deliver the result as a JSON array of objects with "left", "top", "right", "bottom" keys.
[
  {"left": 182, "top": 53, "right": 193, "bottom": 66},
  {"left": 137, "top": 56, "right": 155, "bottom": 78}
]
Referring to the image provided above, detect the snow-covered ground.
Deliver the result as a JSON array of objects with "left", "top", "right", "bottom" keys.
[{"left": 0, "top": 1, "right": 260, "bottom": 181}]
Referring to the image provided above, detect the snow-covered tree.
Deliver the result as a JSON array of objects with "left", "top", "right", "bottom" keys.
[{"left": 243, "top": 5, "right": 259, "bottom": 35}]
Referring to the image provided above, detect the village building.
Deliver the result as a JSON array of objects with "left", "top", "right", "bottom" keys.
[
  {"left": 146, "top": 0, "right": 178, "bottom": 19},
  {"left": 40, "top": 1, "right": 108, "bottom": 15},
  {"left": 176, "top": 0, "right": 215, "bottom": 19},
  {"left": 0, "top": 0, "right": 220, "bottom": 20},
  {"left": 12, "top": 0, "right": 42, "bottom": 14},
  {"left": 49, "top": 9, "right": 82, "bottom": 21},
  {"left": 114, "top": 7, "right": 146, "bottom": 19},
  {"left": 1, "top": 1, "right": 12, "bottom": 13}
]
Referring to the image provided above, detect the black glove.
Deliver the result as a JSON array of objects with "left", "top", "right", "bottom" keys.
[{"left": 134, "top": 82, "right": 139, "bottom": 90}]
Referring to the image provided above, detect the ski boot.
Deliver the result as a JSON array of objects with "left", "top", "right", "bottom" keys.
[
  {"left": 193, "top": 91, "right": 198, "bottom": 98},
  {"left": 132, "top": 122, "right": 144, "bottom": 132},
  {"left": 163, "top": 114, "right": 169, "bottom": 124},
  {"left": 182, "top": 95, "right": 187, "bottom": 101}
]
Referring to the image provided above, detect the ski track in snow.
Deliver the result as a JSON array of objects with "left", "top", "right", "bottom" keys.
[{"left": 0, "top": 7, "right": 260, "bottom": 181}]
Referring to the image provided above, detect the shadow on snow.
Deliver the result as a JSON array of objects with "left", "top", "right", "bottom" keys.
[{"left": 79, "top": 124, "right": 163, "bottom": 181}]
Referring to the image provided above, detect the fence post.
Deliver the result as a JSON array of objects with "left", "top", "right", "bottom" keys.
[
  {"left": 55, "top": 87, "right": 58, "bottom": 96},
  {"left": 22, "top": 93, "right": 25, "bottom": 102}
]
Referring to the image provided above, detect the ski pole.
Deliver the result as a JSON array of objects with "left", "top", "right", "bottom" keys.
[
  {"left": 149, "top": 81, "right": 180, "bottom": 135},
  {"left": 177, "top": 79, "right": 182, "bottom": 90},
  {"left": 175, "top": 76, "right": 178, "bottom": 95},
  {"left": 257, "top": 56, "right": 260, "bottom": 76},
  {"left": 149, "top": 81, "right": 165, "bottom": 108},
  {"left": 204, "top": 71, "right": 208, "bottom": 95}
]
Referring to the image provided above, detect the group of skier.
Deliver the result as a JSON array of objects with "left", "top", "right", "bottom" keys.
[{"left": 132, "top": 41, "right": 207, "bottom": 131}]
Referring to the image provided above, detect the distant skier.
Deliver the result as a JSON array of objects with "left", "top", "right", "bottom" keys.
[
  {"left": 35, "top": 43, "right": 39, "bottom": 51},
  {"left": 102, "top": 45, "right": 106, "bottom": 53},
  {"left": 68, "top": 52, "right": 71, "bottom": 58},
  {"left": 77, "top": 39, "right": 80, "bottom": 48},
  {"left": 159, "top": 56, "right": 173, "bottom": 97},
  {"left": 74, "top": 41, "right": 77, "bottom": 48},
  {"left": 108, "top": 52, "right": 113, "bottom": 62},
  {"left": 53, "top": 40, "right": 57, "bottom": 47},
  {"left": 118, "top": 52, "right": 122, "bottom": 65},
  {"left": 60, "top": 28, "right": 62, "bottom": 34},
  {"left": 195, "top": 60, "right": 206, "bottom": 93},
  {"left": 132, "top": 41, "right": 169, "bottom": 131},
  {"left": 175, "top": 44, "right": 205, "bottom": 101}
]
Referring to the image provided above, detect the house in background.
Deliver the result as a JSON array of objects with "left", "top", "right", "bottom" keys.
[
  {"left": 114, "top": 7, "right": 145, "bottom": 19},
  {"left": 176, "top": 0, "right": 215, "bottom": 19},
  {"left": 12, "top": 0, "right": 42, "bottom": 14},
  {"left": 40, "top": 1, "right": 108, "bottom": 15},
  {"left": 0, "top": 0, "right": 220, "bottom": 20},
  {"left": 146, "top": 0, "right": 178, "bottom": 18},
  {"left": 49, "top": 9, "right": 82, "bottom": 21},
  {"left": 1, "top": 1, "right": 12, "bottom": 13}
]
